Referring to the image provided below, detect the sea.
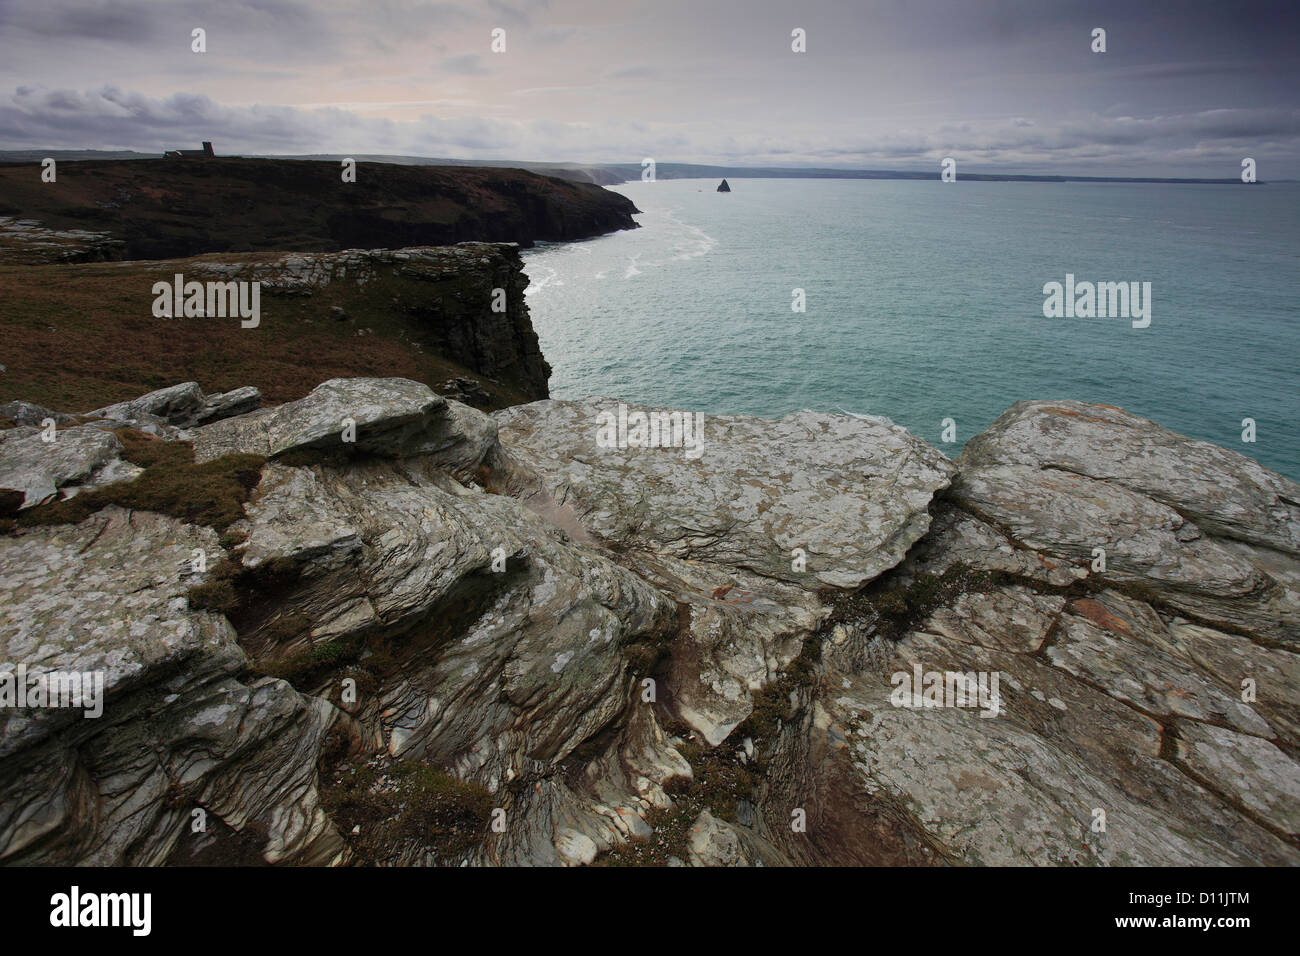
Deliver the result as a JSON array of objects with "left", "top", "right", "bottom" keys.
[{"left": 522, "top": 178, "right": 1299, "bottom": 480}]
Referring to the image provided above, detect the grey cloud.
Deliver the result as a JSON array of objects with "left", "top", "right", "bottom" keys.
[
  {"left": 536, "top": 26, "right": 583, "bottom": 45},
  {"left": 4, "top": 85, "right": 1296, "bottom": 175},
  {"left": 0, "top": 0, "right": 335, "bottom": 51},
  {"left": 605, "top": 65, "right": 659, "bottom": 79},
  {"left": 0, "top": 0, "right": 163, "bottom": 41},
  {"left": 442, "top": 53, "right": 494, "bottom": 75},
  {"left": 482, "top": 0, "right": 537, "bottom": 28},
  {"left": 0, "top": 0, "right": 1296, "bottom": 177}
]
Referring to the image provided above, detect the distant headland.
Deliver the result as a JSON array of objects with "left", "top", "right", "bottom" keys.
[{"left": 0, "top": 150, "right": 1264, "bottom": 186}]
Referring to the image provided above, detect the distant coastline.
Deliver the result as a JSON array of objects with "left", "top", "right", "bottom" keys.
[{"left": 0, "top": 150, "right": 1269, "bottom": 186}]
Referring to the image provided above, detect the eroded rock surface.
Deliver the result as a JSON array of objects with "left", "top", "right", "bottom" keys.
[
  {"left": 0, "top": 508, "right": 340, "bottom": 865},
  {"left": 493, "top": 398, "right": 956, "bottom": 748},
  {"left": 951, "top": 401, "right": 1300, "bottom": 645},
  {"left": 495, "top": 398, "right": 956, "bottom": 589},
  {"left": 0, "top": 424, "right": 124, "bottom": 508},
  {"left": 0, "top": 216, "right": 125, "bottom": 264},
  {"left": 1, "top": 386, "right": 1296, "bottom": 867},
  {"left": 89, "top": 382, "right": 262, "bottom": 431},
  {"left": 796, "top": 402, "right": 1300, "bottom": 866},
  {"left": 188, "top": 377, "right": 499, "bottom": 483}
]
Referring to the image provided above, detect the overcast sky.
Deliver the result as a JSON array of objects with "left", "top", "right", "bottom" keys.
[{"left": 0, "top": 0, "right": 1296, "bottom": 176}]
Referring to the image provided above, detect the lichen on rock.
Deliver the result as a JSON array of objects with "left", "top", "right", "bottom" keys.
[{"left": 2, "top": 381, "right": 1297, "bottom": 867}]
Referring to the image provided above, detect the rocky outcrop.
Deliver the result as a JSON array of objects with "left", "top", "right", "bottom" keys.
[
  {"left": 89, "top": 382, "right": 262, "bottom": 432},
  {"left": 1, "top": 385, "right": 1296, "bottom": 867},
  {"left": 185, "top": 243, "right": 552, "bottom": 402},
  {"left": 185, "top": 377, "right": 496, "bottom": 473},
  {"left": 0, "top": 508, "right": 341, "bottom": 865},
  {"left": 495, "top": 399, "right": 954, "bottom": 589},
  {"left": 204, "top": 243, "right": 553, "bottom": 403},
  {"left": 789, "top": 402, "right": 1300, "bottom": 866},
  {"left": 0, "top": 216, "right": 126, "bottom": 264},
  {"left": 950, "top": 401, "right": 1300, "bottom": 644},
  {"left": 0, "top": 381, "right": 261, "bottom": 511},
  {"left": 0, "top": 401, "right": 78, "bottom": 429},
  {"left": 495, "top": 398, "right": 954, "bottom": 746},
  {"left": 0, "top": 425, "right": 126, "bottom": 509}
]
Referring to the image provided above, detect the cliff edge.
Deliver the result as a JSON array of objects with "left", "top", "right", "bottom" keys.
[{"left": 0, "top": 243, "right": 550, "bottom": 413}]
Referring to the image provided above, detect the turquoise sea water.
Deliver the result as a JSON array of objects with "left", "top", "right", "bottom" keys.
[{"left": 523, "top": 179, "right": 1299, "bottom": 479}]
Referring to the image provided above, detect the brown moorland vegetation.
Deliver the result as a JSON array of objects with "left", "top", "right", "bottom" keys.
[
  {"left": 0, "top": 251, "right": 542, "bottom": 412},
  {"left": 0, "top": 157, "right": 639, "bottom": 260}
]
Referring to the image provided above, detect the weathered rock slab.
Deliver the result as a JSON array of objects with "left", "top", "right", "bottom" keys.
[
  {"left": 0, "top": 424, "right": 123, "bottom": 508},
  {"left": 495, "top": 398, "right": 956, "bottom": 589},
  {"left": 0, "top": 508, "right": 341, "bottom": 865}
]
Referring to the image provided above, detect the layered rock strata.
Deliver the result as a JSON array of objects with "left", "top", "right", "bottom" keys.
[{"left": 1, "top": 384, "right": 1296, "bottom": 866}]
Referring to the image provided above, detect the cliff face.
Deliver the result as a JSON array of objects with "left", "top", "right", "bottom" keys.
[
  {"left": 0, "top": 243, "right": 549, "bottom": 412},
  {"left": 2, "top": 381, "right": 1297, "bottom": 866},
  {"left": 0, "top": 158, "right": 640, "bottom": 262}
]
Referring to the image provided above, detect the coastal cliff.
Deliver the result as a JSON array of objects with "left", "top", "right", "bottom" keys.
[
  {"left": 0, "top": 243, "right": 549, "bottom": 412},
  {"left": 2, "top": 371, "right": 1296, "bottom": 866},
  {"left": 0, "top": 159, "right": 640, "bottom": 262},
  {"left": 1, "top": 159, "right": 644, "bottom": 413}
]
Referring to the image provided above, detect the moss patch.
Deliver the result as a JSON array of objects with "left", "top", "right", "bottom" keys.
[
  {"left": 733, "top": 631, "right": 823, "bottom": 746},
  {"left": 183, "top": 555, "right": 382, "bottom": 692},
  {"left": 185, "top": 558, "right": 245, "bottom": 616},
  {"left": 11, "top": 429, "right": 264, "bottom": 532},
  {"left": 593, "top": 717, "right": 766, "bottom": 867},
  {"left": 319, "top": 756, "right": 493, "bottom": 865},
  {"left": 593, "top": 790, "right": 699, "bottom": 867},
  {"left": 187, "top": 555, "right": 300, "bottom": 623},
  {"left": 846, "top": 565, "right": 1010, "bottom": 641},
  {"left": 255, "top": 631, "right": 369, "bottom": 689}
]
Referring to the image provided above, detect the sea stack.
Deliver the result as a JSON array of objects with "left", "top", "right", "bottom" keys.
[{"left": 717, "top": 178, "right": 730, "bottom": 192}]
